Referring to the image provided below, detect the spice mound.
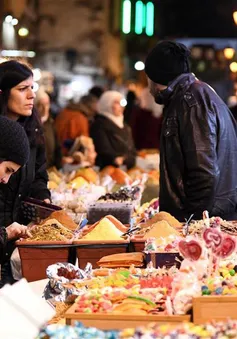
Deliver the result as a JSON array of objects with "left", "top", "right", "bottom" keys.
[
  {"left": 82, "top": 217, "right": 124, "bottom": 241},
  {"left": 27, "top": 219, "right": 73, "bottom": 241}
]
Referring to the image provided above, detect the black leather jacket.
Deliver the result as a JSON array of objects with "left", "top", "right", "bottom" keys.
[{"left": 159, "top": 73, "right": 237, "bottom": 221}]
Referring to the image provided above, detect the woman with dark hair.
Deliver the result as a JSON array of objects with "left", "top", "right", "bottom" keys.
[
  {"left": 0, "top": 60, "right": 50, "bottom": 286},
  {"left": 0, "top": 115, "right": 32, "bottom": 264}
]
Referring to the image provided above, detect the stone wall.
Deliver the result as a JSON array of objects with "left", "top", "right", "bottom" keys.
[{"left": 36, "top": 0, "right": 123, "bottom": 78}]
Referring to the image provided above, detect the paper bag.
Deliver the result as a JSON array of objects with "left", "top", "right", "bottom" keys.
[{"left": 0, "top": 279, "right": 55, "bottom": 339}]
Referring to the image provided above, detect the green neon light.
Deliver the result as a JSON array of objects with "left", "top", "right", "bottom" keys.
[
  {"left": 146, "top": 2, "right": 154, "bottom": 36},
  {"left": 143, "top": 2, "right": 146, "bottom": 29},
  {"left": 135, "top": 1, "right": 144, "bottom": 35},
  {"left": 122, "top": 0, "right": 131, "bottom": 34}
]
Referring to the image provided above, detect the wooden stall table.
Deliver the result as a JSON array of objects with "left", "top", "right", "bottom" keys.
[{"left": 65, "top": 303, "right": 190, "bottom": 330}]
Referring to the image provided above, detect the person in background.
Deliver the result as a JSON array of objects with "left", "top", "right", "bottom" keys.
[
  {"left": 68, "top": 136, "right": 97, "bottom": 167},
  {"left": 0, "top": 60, "right": 50, "bottom": 286},
  {"left": 55, "top": 94, "right": 97, "bottom": 153},
  {"left": 123, "top": 90, "right": 138, "bottom": 125},
  {"left": 79, "top": 94, "right": 98, "bottom": 126},
  {"left": 130, "top": 87, "right": 163, "bottom": 150},
  {"left": 35, "top": 87, "right": 62, "bottom": 169},
  {"left": 48, "top": 82, "right": 62, "bottom": 120},
  {"left": 145, "top": 40, "right": 237, "bottom": 221},
  {"left": 91, "top": 90, "right": 136, "bottom": 170},
  {"left": 0, "top": 116, "right": 31, "bottom": 264},
  {"left": 89, "top": 85, "right": 104, "bottom": 99}
]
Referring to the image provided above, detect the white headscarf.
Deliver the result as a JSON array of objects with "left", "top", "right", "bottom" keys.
[{"left": 97, "top": 91, "right": 124, "bottom": 128}]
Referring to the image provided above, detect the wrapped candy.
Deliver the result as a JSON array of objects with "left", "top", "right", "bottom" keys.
[
  {"left": 37, "top": 322, "right": 118, "bottom": 339},
  {"left": 144, "top": 237, "right": 157, "bottom": 252},
  {"left": 44, "top": 263, "right": 93, "bottom": 302},
  {"left": 203, "top": 210, "right": 210, "bottom": 227},
  {"left": 171, "top": 260, "right": 202, "bottom": 314},
  {"left": 46, "top": 263, "right": 89, "bottom": 282}
]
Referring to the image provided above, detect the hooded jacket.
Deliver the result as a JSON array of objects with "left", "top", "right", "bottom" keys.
[
  {"left": 0, "top": 122, "right": 50, "bottom": 264},
  {"left": 158, "top": 73, "right": 237, "bottom": 221}
]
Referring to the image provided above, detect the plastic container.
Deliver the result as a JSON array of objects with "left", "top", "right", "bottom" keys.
[
  {"left": 87, "top": 202, "right": 133, "bottom": 224},
  {"left": 16, "top": 240, "right": 73, "bottom": 282},
  {"left": 144, "top": 252, "right": 183, "bottom": 269},
  {"left": 21, "top": 197, "right": 62, "bottom": 224}
]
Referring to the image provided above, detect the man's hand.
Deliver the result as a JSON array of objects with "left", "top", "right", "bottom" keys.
[
  {"left": 6, "top": 222, "right": 32, "bottom": 240},
  {"left": 43, "top": 199, "right": 51, "bottom": 204},
  {"left": 62, "top": 156, "right": 74, "bottom": 164}
]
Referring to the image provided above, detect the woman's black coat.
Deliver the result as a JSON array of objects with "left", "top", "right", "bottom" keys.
[
  {"left": 0, "top": 125, "right": 50, "bottom": 263},
  {"left": 91, "top": 115, "right": 136, "bottom": 169}
]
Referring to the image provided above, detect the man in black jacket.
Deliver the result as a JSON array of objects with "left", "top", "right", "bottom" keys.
[{"left": 145, "top": 41, "right": 237, "bottom": 221}]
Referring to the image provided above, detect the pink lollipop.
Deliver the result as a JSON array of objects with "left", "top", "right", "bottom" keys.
[
  {"left": 178, "top": 240, "right": 202, "bottom": 261},
  {"left": 214, "top": 235, "right": 236, "bottom": 259},
  {"left": 203, "top": 228, "right": 223, "bottom": 249}
]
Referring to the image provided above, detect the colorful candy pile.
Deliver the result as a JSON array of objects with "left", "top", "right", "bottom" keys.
[
  {"left": 75, "top": 292, "right": 113, "bottom": 313},
  {"left": 73, "top": 286, "right": 167, "bottom": 315},
  {"left": 84, "top": 271, "right": 140, "bottom": 289},
  {"left": 37, "top": 320, "right": 237, "bottom": 339},
  {"left": 201, "top": 264, "right": 237, "bottom": 296},
  {"left": 139, "top": 275, "right": 173, "bottom": 291},
  {"left": 37, "top": 322, "right": 118, "bottom": 339},
  {"left": 119, "top": 320, "right": 237, "bottom": 338}
]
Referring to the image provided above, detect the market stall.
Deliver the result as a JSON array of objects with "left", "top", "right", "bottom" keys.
[{"left": 6, "top": 162, "right": 237, "bottom": 339}]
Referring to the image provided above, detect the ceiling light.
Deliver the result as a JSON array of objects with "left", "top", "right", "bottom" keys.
[
  {"left": 18, "top": 27, "right": 29, "bottom": 37},
  {"left": 12, "top": 18, "right": 18, "bottom": 26},
  {"left": 120, "top": 99, "right": 127, "bottom": 107},
  {"left": 134, "top": 61, "right": 145, "bottom": 71},
  {"left": 0, "top": 50, "right": 36, "bottom": 58},
  {"left": 5, "top": 15, "right": 13, "bottom": 23},
  {"left": 230, "top": 62, "right": 237, "bottom": 73},
  {"left": 224, "top": 48, "right": 235, "bottom": 60}
]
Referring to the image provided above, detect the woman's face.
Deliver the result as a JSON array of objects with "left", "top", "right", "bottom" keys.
[
  {"left": 37, "top": 96, "right": 50, "bottom": 123},
  {"left": 0, "top": 161, "right": 20, "bottom": 184},
  {"left": 7, "top": 76, "right": 35, "bottom": 120},
  {"left": 112, "top": 98, "right": 124, "bottom": 116}
]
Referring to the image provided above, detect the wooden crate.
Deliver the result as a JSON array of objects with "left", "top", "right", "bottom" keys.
[
  {"left": 130, "top": 239, "right": 145, "bottom": 252},
  {"left": 65, "top": 303, "right": 191, "bottom": 329},
  {"left": 74, "top": 240, "right": 129, "bottom": 269},
  {"left": 193, "top": 296, "right": 237, "bottom": 324},
  {"left": 17, "top": 240, "right": 73, "bottom": 282}
]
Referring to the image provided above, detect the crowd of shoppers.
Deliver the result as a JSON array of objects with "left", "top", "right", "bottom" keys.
[{"left": 0, "top": 39, "right": 236, "bottom": 287}]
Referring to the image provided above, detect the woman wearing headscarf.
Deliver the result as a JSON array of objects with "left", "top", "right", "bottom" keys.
[
  {"left": 0, "top": 115, "right": 31, "bottom": 264},
  {"left": 0, "top": 60, "right": 50, "bottom": 286},
  {"left": 91, "top": 90, "right": 136, "bottom": 169}
]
